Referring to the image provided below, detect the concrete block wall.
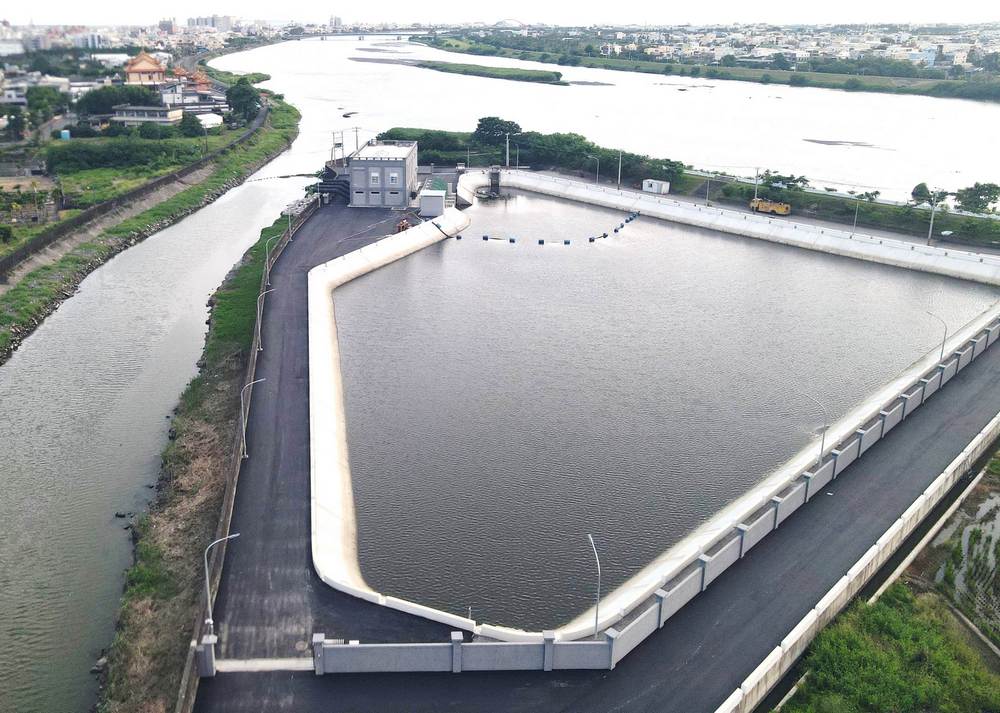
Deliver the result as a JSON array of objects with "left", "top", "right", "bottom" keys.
[
  {"left": 300, "top": 168, "right": 1000, "bottom": 663},
  {"left": 713, "top": 404, "right": 1000, "bottom": 713}
]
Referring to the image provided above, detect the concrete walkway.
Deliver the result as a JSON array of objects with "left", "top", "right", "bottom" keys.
[{"left": 197, "top": 200, "right": 1000, "bottom": 713}]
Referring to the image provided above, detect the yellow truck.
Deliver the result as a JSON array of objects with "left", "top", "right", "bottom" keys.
[{"left": 749, "top": 198, "right": 792, "bottom": 215}]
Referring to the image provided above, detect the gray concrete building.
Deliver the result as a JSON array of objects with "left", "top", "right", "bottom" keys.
[{"left": 348, "top": 141, "right": 417, "bottom": 208}]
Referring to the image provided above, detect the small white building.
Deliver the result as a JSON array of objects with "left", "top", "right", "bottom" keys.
[
  {"left": 642, "top": 179, "right": 670, "bottom": 195},
  {"left": 348, "top": 140, "right": 417, "bottom": 209}
]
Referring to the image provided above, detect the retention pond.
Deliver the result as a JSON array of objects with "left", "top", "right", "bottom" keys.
[{"left": 333, "top": 190, "right": 1000, "bottom": 631}]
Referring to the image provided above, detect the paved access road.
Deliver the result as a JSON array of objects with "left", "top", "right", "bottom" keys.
[{"left": 197, "top": 201, "right": 1000, "bottom": 713}]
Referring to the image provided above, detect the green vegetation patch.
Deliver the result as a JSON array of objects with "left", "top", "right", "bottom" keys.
[
  {"left": 416, "top": 60, "right": 564, "bottom": 84},
  {"left": 783, "top": 583, "right": 1000, "bottom": 713}
]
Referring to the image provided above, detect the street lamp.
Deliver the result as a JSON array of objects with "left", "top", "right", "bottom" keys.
[
  {"left": 587, "top": 534, "right": 601, "bottom": 640},
  {"left": 203, "top": 532, "right": 240, "bottom": 635},
  {"left": 256, "top": 288, "right": 275, "bottom": 352},
  {"left": 264, "top": 234, "right": 281, "bottom": 287},
  {"left": 240, "top": 378, "right": 265, "bottom": 458},
  {"left": 852, "top": 195, "right": 861, "bottom": 235},
  {"left": 586, "top": 155, "right": 600, "bottom": 185},
  {"left": 925, "top": 310, "right": 948, "bottom": 363},
  {"left": 925, "top": 190, "right": 946, "bottom": 246}
]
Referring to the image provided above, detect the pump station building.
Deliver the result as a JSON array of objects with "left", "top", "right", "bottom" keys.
[{"left": 348, "top": 140, "right": 417, "bottom": 208}]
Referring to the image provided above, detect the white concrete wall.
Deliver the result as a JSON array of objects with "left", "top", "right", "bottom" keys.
[
  {"left": 458, "top": 169, "right": 1000, "bottom": 286},
  {"left": 308, "top": 171, "right": 1000, "bottom": 658},
  {"left": 308, "top": 207, "right": 474, "bottom": 625},
  {"left": 714, "top": 405, "right": 1000, "bottom": 713}
]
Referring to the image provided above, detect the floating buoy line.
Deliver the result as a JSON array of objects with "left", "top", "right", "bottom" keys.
[{"left": 453, "top": 211, "right": 640, "bottom": 246}]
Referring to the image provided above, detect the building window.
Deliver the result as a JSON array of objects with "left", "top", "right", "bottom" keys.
[
  {"left": 388, "top": 172, "right": 399, "bottom": 186},
  {"left": 369, "top": 171, "right": 380, "bottom": 186}
]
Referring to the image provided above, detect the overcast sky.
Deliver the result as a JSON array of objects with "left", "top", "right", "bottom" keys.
[{"left": 4, "top": 0, "right": 998, "bottom": 28}]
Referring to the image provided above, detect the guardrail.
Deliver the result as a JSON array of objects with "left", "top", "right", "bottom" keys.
[
  {"left": 172, "top": 194, "right": 319, "bottom": 713},
  {"left": 0, "top": 105, "right": 270, "bottom": 282}
]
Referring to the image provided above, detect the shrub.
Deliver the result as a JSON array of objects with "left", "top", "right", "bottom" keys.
[
  {"left": 789, "top": 74, "right": 808, "bottom": 86},
  {"left": 138, "top": 122, "right": 161, "bottom": 139},
  {"left": 0, "top": 225, "right": 12, "bottom": 243}
]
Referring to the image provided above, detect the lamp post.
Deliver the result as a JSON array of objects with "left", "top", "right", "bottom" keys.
[
  {"left": 926, "top": 190, "right": 945, "bottom": 246},
  {"left": 587, "top": 155, "right": 600, "bottom": 185},
  {"left": 203, "top": 533, "right": 240, "bottom": 635},
  {"left": 925, "top": 310, "right": 948, "bottom": 362},
  {"left": 617, "top": 150, "right": 622, "bottom": 190},
  {"left": 587, "top": 534, "right": 601, "bottom": 640},
  {"left": 753, "top": 167, "right": 760, "bottom": 201},
  {"left": 240, "top": 378, "right": 265, "bottom": 458},
  {"left": 852, "top": 195, "right": 860, "bottom": 235},
  {"left": 256, "top": 288, "right": 275, "bottom": 352},
  {"left": 264, "top": 234, "right": 281, "bottom": 287}
]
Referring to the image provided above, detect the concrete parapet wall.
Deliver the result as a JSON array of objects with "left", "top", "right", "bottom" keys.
[
  {"left": 458, "top": 169, "right": 1000, "bottom": 286},
  {"left": 714, "top": 404, "right": 1000, "bottom": 713},
  {"left": 307, "top": 207, "right": 474, "bottom": 629},
  {"left": 303, "top": 170, "right": 1000, "bottom": 660}
]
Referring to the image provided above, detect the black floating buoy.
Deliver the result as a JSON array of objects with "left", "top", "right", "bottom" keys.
[
  {"left": 589, "top": 237, "right": 596, "bottom": 242},
  {"left": 614, "top": 228, "right": 619, "bottom": 233},
  {"left": 564, "top": 239, "right": 571, "bottom": 245},
  {"left": 509, "top": 237, "right": 516, "bottom": 243},
  {"left": 538, "top": 239, "right": 545, "bottom": 245},
  {"left": 603, "top": 232, "right": 608, "bottom": 238},
  {"left": 482, "top": 235, "right": 489, "bottom": 241},
  {"left": 456, "top": 235, "right": 462, "bottom": 240}
]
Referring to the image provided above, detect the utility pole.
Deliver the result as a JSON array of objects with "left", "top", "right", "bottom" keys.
[
  {"left": 353, "top": 126, "right": 360, "bottom": 153},
  {"left": 852, "top": 196, "right": 860, "bottom": 235},
  {"left": 466, "top": 145, "right": 470, "bottom": 168},
  {"left": 515, "top": 145, "right": 520, "bottom": 168},
  {"left": 617, "top": 150, "right": 622, "bottom": 190},
  {"left": 706, "top": 175, "right": 712, "bottom": 205},
  {"left": 753, "top": 167, "right": 760, "bottom": 200},
  {"left": 505, "top": 132, "right": 510, "bottom": 168}
]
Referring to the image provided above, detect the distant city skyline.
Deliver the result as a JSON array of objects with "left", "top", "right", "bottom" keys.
[{"left": 3, "top": 0, "right": 999, "bottom": 28}]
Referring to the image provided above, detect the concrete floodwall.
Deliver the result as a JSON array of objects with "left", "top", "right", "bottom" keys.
[
  {"left": 804, "top": 458, "right": 835, "bottom": 500},
  {"left": 301, "top": 168, "right": 1000, "bottom": 659},
  {"left": 315, "top": 634, "right": 612, "bottom": 674},
  {"left": 713, "top": 405, "right": 1000, "bottom": 713},
  {"left": 458, "top": 169, "right": 1000, "bottom": 286},
  {"left": 307, "top": 208, "right": 475, "bottom": 631}
]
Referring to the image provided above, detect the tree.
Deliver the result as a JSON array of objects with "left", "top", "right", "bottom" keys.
[
  {"left": 0, "top": 225, "right": 12, "bottom": 244},
  {"left": 26, "top": 86, "right": 69, "bottom": 127},
  {"left": 721, "top": 54, "right": 737, "bottom": 67},
  {"left": 179, "top": 112, "right": 204, "bottom": 138},
  {"left": 138, "top": 121, "right": 161, "bottom": 139},
  {"left": 955, "top": 183, "right": 1000, "bottom": 213},
  {"left": 4, "top": 106, "right": 26, "bottom": 141},
  {"left": 76, "top": 85, "right": 160, "bottom": 115},
  {"left": 226, "top": 78, "right": 262, "bottom": 122},
  {"left": 771, "top": 53, "right": 791, "bottom": 70},
  {"left": 472, "top": 117, "right": 521, "bottom": 146},
  {"left": 789, "top": 74, "right": 808, "bottom": 86},
  {"left": 911, "top": 182, "right": 932, "bottom": 204},
  {"left": 859, "top": 190, "right": 881, "bottom": 202},
  {"left": 761, "top": 170, "right": 809, "bottom": 191}
]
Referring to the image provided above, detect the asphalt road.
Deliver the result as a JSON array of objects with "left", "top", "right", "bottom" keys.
[{"left": 197, "top": 200, "right": 1000, "bottom": 713}]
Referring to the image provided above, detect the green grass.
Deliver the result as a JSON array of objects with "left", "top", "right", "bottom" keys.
[
  {"left": 198, "top": 61, "right": 270, "bottom": 87},
  {"left": 783, "top": 583, "right": 1000, "bottom": 713},
  {"left": 0, "top": 99, "right": 300, "bottom": 361},
  {"left": 415, "top": 60, "right": 564, "bottom": 84},
  {"left": 124, "top": 519, "right": 175, "bottom": 600},
  {"left": 204, "top": 217, "right": 285, "bottom": 362}
]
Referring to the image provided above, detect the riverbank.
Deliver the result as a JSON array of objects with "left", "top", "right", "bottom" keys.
[
  {"left": 0, "top": 98, "right": 300, "bottom": 366},
  {"left": 411, "top": 36, "right": 1000, "bottom": 103},
  {"left": 96, "top": 214, "right": 288, "bottom": 713}
]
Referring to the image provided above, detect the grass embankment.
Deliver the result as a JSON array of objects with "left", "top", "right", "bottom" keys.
[
  {"left": 98, "top": 215, "right": 287, "bottom": 713},
  {"left": 781, "top": 583, "right": 1000, "bottom": 712},
  {"left": 415, "top": 60, "right": 565, "bottom": 84},
  {"left": 714, "top": 181, "right": 1000, "bottom": 246},
  {"left": 0, "top": 128, "right": 254, "bottom": 259},
  {"left": 413, "top": 36, "right": 1000, "bottom": 103},
  {"left": 0, "top": 99, "right": 300, "bottom": 363},
  {"left": 198, "top": 61, "right": 271, "bottom": 87}
]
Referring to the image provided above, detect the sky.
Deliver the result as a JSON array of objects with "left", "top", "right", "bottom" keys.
[{"left": 4, "top": 0, "right": 999, "bottom": 29}]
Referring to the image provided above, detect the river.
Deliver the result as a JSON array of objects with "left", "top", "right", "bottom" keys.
[{"left": 2, "top": 34, "right": 1000, "bottom": 712}]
